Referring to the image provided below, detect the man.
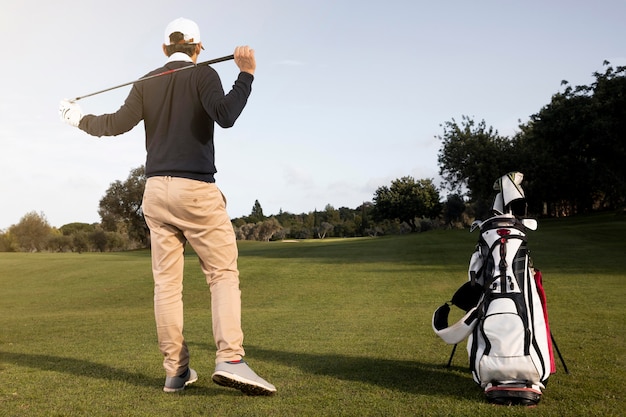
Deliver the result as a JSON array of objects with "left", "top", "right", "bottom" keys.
[{"left": 59, "top": 17, "right": 275, "bottom": 396}]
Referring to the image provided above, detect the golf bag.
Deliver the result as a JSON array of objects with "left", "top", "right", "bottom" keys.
[{"left": 432, "top": 172, "right": 555, "bottom": 406}]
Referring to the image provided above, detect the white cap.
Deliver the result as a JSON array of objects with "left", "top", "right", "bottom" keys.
[{"left": 164, "top": 17, "right": 201, "bottom": 45}]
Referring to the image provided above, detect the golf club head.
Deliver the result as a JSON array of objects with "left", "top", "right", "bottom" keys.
[
  {"left": 521, "top": 218, "right": 537, "bottom": 231},
  {"left": 470, "top": 220, "right": 483, "bottom": 232}
]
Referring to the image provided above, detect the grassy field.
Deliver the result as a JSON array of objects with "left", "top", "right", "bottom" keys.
[{"left": 0, "top": 213, "right": 624, "bottom": 416}]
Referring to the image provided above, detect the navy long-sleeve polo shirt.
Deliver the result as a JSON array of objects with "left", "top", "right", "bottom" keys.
[{"left": 79, "top": 53, "right": 253, "bottom": 183}]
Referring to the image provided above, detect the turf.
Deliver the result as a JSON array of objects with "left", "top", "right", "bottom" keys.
[{"left": 0, "top": 213, "right": 624, "bottom": 416}]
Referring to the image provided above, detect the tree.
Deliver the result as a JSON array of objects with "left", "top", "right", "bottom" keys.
[
  {"left": 316, "top": 222, "right": 334, "bottom": 239},
  {"left": 588, "top": 63, "right": 626, "bottom": 210},
  {"left": 443, "top": 193, "right": 466, "bottom": 227},
  {"left": 322, "top": 204, "right": 340, "bottom": 225},
  {"left": 99, "top": 166, "right": 149, "bottom": 247},
  {"left": 0, "top": 230, "right": 17, "bottom": 252},
  {"left": 246, "top": 200, "right": 265, "bottom": 224},
  {"left": 73, "top": 232, "right": 89, "bottom": 254},
  {"left": 437, "top": 116, "right": 517, "bottom": 205},
  {"left": 90, "top": 229, "right": 108, "bottom": 252},
  {"left": 60, "top": 222, "right": 95, "bottom": 236},
  {"left": 519, "top": 62, "right": 626, "bottom": 214},
  {"left": 372, "top": 176, "right": 441, "bottom": 232},
  {"left": 47, "top": 234, "right": 72, "bottom": 252},
  {"left": 256, "top": 218, "right": 282, "bottom": 242},
  {"left": 8, "top": 211, "right": 52, "bottom": 252}
]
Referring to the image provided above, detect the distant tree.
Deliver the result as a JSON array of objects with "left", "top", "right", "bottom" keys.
[
  {"left": 316, "top": 221, "right": 334, "bottom": 239},
  {"left": 437, "top": 116, "right": 516, "bottom": 205},
  {"left": 372, "top": 177, "right": 441, "bottom": 232},
  {"left": 60, "top": 222, "right": 95, "bottom": 236},
  {"left": 358, "top": 202, "right": 374, "bottom": 235},
  {"left": 335, "top": 206, "right": 359, "bottom": 237},
  {"left": 322, "top": 204, "right": 340, "bottom": 224},
  {"left": 301, "top": 212, "right": 316, "bottom": 238},
  {"left": 0, "top": 230, "right": 17, "bottom": 252},
  {"left": 47, "top": 234, "right": 72, "bottom": 252},
  {"left": 247, "top": 200, "right": 265, "bottom": 223},
  {"left": 9, "top": 211, "right": 52, "bottom": 252},
  {"left": 73, "top": 232, "right": 89, "bottom": 254},
  {"left": 313, "top": 205, "right": 340, "bottom": 238},
  {"left": 99, "top": 166, "right": 148, "bottom": 247},
  {"left": 443, "top": 194, "right": 466, "bottom": 227},
  {"left": 270, "top": 209, "right": 298, "bottom": 238},
  {"left": 238, "top": 223, "right": 259, "bottom": 241},
  {"left": 231, "top": 217, "right": 246, "bottom": 228},
  {"left": 257, "top": 218, "right": 282, "bottom": 242},
  {"left": 90, "top": 229, "right": 108, "bottom": 252},
  {"left": 105, "top": 231, "right": 128, "bottom": 251}
]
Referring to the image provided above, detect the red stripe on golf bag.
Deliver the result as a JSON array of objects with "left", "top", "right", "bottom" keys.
[{"left": 533, "top": 269, "right": 556, "bottom": 374}]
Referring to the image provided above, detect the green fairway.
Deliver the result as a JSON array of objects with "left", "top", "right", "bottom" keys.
[{"left": 1, "top": 213, "right": 625, "bottom": 416}]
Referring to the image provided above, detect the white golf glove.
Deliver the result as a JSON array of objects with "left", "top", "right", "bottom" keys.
[{"left": 59, "top": 99, "right": 83, "bottom": 127}]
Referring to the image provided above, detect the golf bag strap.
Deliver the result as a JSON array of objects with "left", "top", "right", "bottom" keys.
[
  {"left": 477, "top": 234, "right": 528, "bottom": 289},
  {"left": 432, "top": 304, "right": 479, "bottom": 345},
  {"left": 534, "top": 269, "right": 556, "bottom": 373}
]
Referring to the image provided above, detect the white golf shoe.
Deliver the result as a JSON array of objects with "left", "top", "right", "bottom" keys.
[{"left": 212, "top": 360, "right": 276, "bottom": 396}]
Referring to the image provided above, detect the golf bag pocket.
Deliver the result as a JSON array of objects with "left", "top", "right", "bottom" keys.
[
  {"left": 479, "top": 355, "right": 540, "bottom": 386},
  {"left": 482, "top": 299, "right": 525, "bottom": 355},
  {"left": 472, "top": 298, "right": 542, "bottom": 385}
]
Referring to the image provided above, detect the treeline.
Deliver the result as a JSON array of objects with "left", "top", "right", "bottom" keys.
[
  {"left": 0, "top": 212, "right": 139, "bottom": 253},
  {"left": 232, "top": 176, "right": 450, "bottom": 241},
  {"left": 233, "top": 202, "right": 415, "bottom": 242},
  {"left": 1, "top": 185, "right": 462, "bottom": 251},
  {"left": 231, "top": 205, "right": 451, "bottom": 242},
  {"left": 1, "top": 171, "right": 461, "bottom": 251}
]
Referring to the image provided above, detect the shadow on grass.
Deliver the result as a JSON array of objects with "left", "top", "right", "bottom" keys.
[
  {"left": 0, "top": 349, "right": 479, "bottom": 400},
  {"left": 0, "top": 351, "right": 162, "bottom": 388},
  {"left": 0, "top": 350, "right": 246, "bottom": 397},
  {"left": 247, "top": 347, "right": 480, "bottom": 400}
]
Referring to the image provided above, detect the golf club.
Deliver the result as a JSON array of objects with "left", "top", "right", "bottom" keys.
[{"left": 70, "top": 54, "right": 235, "bottom": 102}]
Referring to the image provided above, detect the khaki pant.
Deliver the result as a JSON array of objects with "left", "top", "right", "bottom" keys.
[{"left": 142, "top": 176, "right": 244, "bottom": 377}]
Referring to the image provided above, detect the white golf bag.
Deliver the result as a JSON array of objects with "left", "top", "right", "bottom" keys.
[{"left": 433, "top": 172, "right": 555, "bottom": 405}]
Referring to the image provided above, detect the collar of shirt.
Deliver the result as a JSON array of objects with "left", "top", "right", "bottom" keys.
[{"left": 167, "top": 52, "right": 194, "bottom": 64}]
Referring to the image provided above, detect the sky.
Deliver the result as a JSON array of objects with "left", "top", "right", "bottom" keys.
[{"left": 1, "top": 0, "right": 624, "bottom": 230}]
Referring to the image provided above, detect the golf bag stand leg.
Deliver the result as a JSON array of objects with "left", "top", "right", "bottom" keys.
[
  {"left": 551, "top": 332, "right": 570, "bottom": 374},
  {"left": 446, "top": 344, "right": 458, "bottom": 367}
]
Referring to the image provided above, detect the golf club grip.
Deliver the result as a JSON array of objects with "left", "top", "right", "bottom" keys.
[{"left": 198, "top": 54, "right": 235, "bottom": 66}]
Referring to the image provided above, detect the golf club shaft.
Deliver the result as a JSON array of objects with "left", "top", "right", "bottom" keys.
[{"left": 71, "top": 54, "right": 235, "bottom": 102}]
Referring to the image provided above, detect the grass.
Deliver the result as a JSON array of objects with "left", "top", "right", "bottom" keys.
[{"left": 0, "top": 213, "right": 625, "bottom": 416}]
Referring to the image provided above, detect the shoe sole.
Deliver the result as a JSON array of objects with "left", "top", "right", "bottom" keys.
[
  {"left": 212, "top": 372, "right": 275, "bottom": 396},
  {"left": 163, "top": 375, "right": 198, "bottom": 393}
]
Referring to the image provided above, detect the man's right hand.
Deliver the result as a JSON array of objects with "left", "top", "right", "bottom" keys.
[{"left": 234, "top": 46, "right": 256, "bottom": 75}]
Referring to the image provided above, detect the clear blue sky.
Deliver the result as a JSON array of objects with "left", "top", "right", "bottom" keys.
[{"left": 1, "top": 0, "right": 624, "bottom": 229}]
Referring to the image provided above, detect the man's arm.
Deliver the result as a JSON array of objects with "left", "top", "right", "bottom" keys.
[{"left": 78, "top": 87, "right": 144, "bottom": 137}]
